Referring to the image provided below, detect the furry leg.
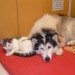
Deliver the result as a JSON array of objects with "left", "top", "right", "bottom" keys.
[
  {"left": 6, "top": 48, "right": 18, "bottom": 56},
  {"left": 55, "top": 48, "right": 63, "bottom": 56}
]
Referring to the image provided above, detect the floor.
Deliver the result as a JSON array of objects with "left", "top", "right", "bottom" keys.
[{"left": 0, "top": 63, "right": 9, "bottom": 75}]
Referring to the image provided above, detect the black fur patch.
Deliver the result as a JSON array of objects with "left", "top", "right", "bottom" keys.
[
  {"left": 32, "top": 33, "right": 43, "bottom": 40},
  {"left": 42, "top": 28, "right": 57, "bottom": 36},
  {"left": 42, "top": 28, "right": 51, "bottom": 34},
  {"left": 45, "top": 33, "right": 57, "bottom": 47},
  {"left": 2, "top": 38, "right": 12, "bottom": 46},
  {"left": 31, "top": 29, "right": 57, "bottom": 50},
  {"left": 14, "top": 51, "right": 36, "bottom": 57},
  {"left": 32, "top": 33, "right": 44, "bottom": 50}
]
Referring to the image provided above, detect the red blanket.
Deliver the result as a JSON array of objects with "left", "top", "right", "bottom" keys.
[{"left": 0, "top": 46, "right": 75, "bottom": 75}]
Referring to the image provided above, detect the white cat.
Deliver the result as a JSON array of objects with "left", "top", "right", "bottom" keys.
[{"left": 1, "top": 37, "right": 36, "bottom": 57}]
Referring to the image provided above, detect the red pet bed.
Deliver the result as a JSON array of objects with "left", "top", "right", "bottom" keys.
[{"left": 0, "top": 46, "right": 75, "bottom": 75}]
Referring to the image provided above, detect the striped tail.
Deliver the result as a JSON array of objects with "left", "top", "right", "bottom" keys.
[{"left": 13, "top": 51, "right": 36, "bottom": 57}]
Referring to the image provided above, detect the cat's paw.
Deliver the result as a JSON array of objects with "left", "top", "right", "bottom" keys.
[{"left": 6, "top": 52, "right": 12, "bottom": 56}]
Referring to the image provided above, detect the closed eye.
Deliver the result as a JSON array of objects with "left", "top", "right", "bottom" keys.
[
  {"left": 8, "top": 45, "right": 10, "bottom": 46},
  {"left": 40, "top": 48, "right": 44, "bottom": 50},
  {"left": 48, "top": 46, "right": 51, "bottom": 49}
]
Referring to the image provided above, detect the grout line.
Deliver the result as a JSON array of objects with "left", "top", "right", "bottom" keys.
[{"left": 16, "top": 0, "right": 20, "bottom": 37}]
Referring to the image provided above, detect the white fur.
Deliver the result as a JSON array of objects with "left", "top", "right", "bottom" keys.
[
  {"left": 4, "top": 37, "right": 33, "bottom": 56},
  {"left": 29, "top": 14, "right": 63, "bottom": 61},
  {"left": 29, "top": 14, "right": 60, "bottom": 37},
  {"left": 35, "top": 43, "right": 59, "bottom": 61}
]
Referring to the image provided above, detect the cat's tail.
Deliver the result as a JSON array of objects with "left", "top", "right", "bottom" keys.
[{"left": 14, "top": 50, "right": 36, "bottom": 57}]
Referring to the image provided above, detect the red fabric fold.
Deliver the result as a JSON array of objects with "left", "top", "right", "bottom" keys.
[{"left": 0, "top": 46, "right": 75, "bottom": 75}]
